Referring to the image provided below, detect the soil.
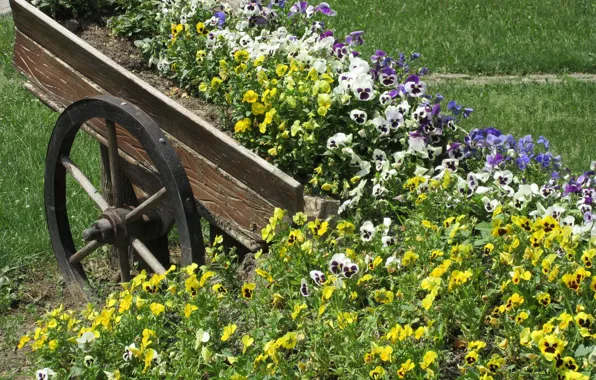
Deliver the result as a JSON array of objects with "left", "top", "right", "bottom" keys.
[
  {"left": 78, "top": 24, "right": 228, "bottom": 129},
  {"left": 0, "top": 263, "right": 77, "bottom": 379}
]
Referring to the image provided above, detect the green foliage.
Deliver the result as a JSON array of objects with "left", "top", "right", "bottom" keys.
[
  {"left": 31, "top": 0, "right": 114, "bottom": 22},
  {"left": 18, "top": 207, "right": 596, "bottom": 379},
  {"left": 0, "top": 266, "right": 20, "bottom": 313}
]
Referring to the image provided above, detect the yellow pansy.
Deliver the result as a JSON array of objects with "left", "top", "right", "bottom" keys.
[
  {"left": 184, "top": 304, "right": 198, "bottom": 318},
  {"left": 221, "top": 324, "right": 237, "bottom": 341},
  {"left": 241, "top": 334, "right": 254, "bottom": 354},
  {"left": 242, "top": 90, "right": 259, "bottom": 103}
]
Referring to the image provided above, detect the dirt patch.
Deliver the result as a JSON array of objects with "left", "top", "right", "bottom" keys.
[
  {"left": 78, "top": 24, "right": 229, "bottom": 128},
  {"left": 0, "top": 262, "right": 80, "bottom": 379}
]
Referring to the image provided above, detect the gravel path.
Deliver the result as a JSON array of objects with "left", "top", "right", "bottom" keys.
[
  {"left": 426, "top": 73, "right": 596, "bottom": 85},
  {"left": 0, "top": 0, "right": 10, "bottom": 16}
]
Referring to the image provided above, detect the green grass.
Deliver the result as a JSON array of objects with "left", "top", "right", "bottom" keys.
[
  {"left": 333, "top": 0, "right": 596, "bottom": 75},
  {"left": 436, "top": 80, "right": 596, "bottom": 172},
  {"left": 0, "top": 16, "right": 100, "bottom": 268}
]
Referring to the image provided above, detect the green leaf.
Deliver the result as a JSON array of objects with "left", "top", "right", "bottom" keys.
[
  {"left": 574, "top": 344, "right": 594, "bottom": 358},
  {"left": 474, "top": 222, "right": 492, "bottom": 231}
]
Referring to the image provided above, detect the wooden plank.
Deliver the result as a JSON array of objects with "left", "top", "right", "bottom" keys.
[
  {"left": 15, "top": 32, "right": 271, "bottom": 248},
  {"left": 9, "top": 0, "right": 304, "bottom": 213}
]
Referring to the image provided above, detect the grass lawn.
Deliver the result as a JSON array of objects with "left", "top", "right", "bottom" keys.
[
  {"left": 435, "top": 80, "right": 596, "bottom": 173},
  {"left": 333, "top": 0, "right": 596, "bottom": 75},
  {"left": 0, "top": 15, "right": 100, "bottom": 269}
]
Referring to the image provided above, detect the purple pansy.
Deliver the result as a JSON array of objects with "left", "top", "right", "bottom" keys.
[{"left": 345, "top": 31, "right": 364, "bottom": 46}]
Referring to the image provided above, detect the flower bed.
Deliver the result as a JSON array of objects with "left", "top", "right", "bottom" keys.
[{"left": 18, "top": 0, "right": 596, "bottom": 379}]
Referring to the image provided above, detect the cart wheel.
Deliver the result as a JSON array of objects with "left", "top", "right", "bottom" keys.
[{"left": 45, "top": 95, "right": 205, "bottom": 299}]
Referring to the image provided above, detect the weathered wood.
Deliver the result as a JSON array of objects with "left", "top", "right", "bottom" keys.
[
  {"left": 83, "top": 123, "right": 264, "bottom": 252},
  {"left": 130, "top": 238, "right": 167, "bottom": 274},
  {"left": 61, "top": 156, "right": 110, "bottom": 211},
  {"left": 68, "top": 239, "right": 103, "bottom": 264},
  {"left": 14, "top": 30, "right": 274, "bottom": 247},
  {"left": 106, "top": 120, "right": 124, "bottom": 207},
  {"left": 303, "top": 195, "right": 340, "bottom": 220},
  {"left": 126, "top": 187, "right": 167, "bottom": 222},
  {"left": 99, "top": 143, "right": 139, "bottom": 269},
  {"left": 10, "top": 0, "right": 304, "bottom": 214}
]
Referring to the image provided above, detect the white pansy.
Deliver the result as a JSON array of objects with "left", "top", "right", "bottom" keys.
[
  {"left": 385, "top": 106, "right": 404, "bottom": 129},
  {"left": 393, "top": 151, "right": 407, "bottom": 168},
  {"left": 348, "top": 56, "right": 370, "bottom": 74},
  {"left": 349, "top": 109, "right": 368, "bottom": 124},
  {"left": 326, "top": 133, "right": 351, "bottom": 150},
  {"left": 76, "top": 331, "right": 96, "bottom": 351},
  {"left": 195, "top": 329, "right": 210, "bottom": 349},
  {"left": 385, "top": 256, "right": 401, "bottom": 271},
  {"left": 408, "top": 135, "right": 427, "bottom": 158},
  {"left": 372, "top": 184, "right": 386, "bottom": 197},
  {"left": 360, "top": 221, "right": 376, "bottom": 242},
  {"left": 382, "top": 236, "right": 396, "bottom": 247},
  {"left": 493, "top": 170, "right": 513, "bottom": 186},
  {"left": 123, "top": 343, "right": 136, "bottom": 361},
  {"left": 36, "top": 368, "right": 56, "bottom": 380},
  {"left": 561, "top": 215, "right": 575, "bottom": 227}
]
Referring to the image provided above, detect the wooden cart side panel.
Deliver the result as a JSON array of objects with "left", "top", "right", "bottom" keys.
[
  {"left": 9, "top": 0, "right": 304, "bottom": 213},
  {"left": 13, "top": 30, "right": 272, "bottom": 246}
]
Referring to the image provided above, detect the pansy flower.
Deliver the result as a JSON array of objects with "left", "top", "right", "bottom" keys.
[
  {"left": 241, "top": 283, "right": 256, "bottom": 299},
  {"left": 378, "top": 67, "right": 397, "bottom": 86},
  {"left": 326, "top": 132, "right": 351, "bottom": 150},
  {"left": 309, "top": 270, "right": 326, "bottom": 285},
  {"left": 371, "top": 116, "right": 390, "bottom": 136},
  {"left": 329, "top": 253, "right": 346, "bottom": 274},
  {"left": 84, "top": 355, "right": 95, "bottom": 368},
  {"left": 352, "top": 74, "right": 374, "bottom": 101},
  {"left": 385, "top": 256, "right": 401, "bottom": 273},
  {"left": 345, "top": 30, "right": 364, "bottom": 46},
  {"left": 404, "top": 74, "right": 427, "bottom": 97},
  {"left": 76, "top": 331, "right": 96, "bottom": 351},
  {"left": 300, "top": 278, "right": 309, "bottom": 296},
  {"left": 382, "top": 235, "right": 396, "bottom": 247},
  {"left": 493, "top": 170, "right": 513, "bottom": 186},
  {"left": 212, "top": 284, "right": 228, "bottom": 297},
  {"left": 350, "top": 109, "right": 367, "bottom": 124},
  {"left": 314, "top": 2, "right": 336, "bottom": 16},
  {"left": 385, "top": 106, "right": 404, "bottom": 130},
  {"left": 36, "top": 368, "right": 56, "bottom": 380},
  {"left": 342, "top": 262, "right": 359, "bottom": 278},
  {"left": 411, "top": 105, "right": 429, "bottom": 124},
  {"left": 243, "top": 2, "right": 261, "bottom": 16},
  {"left": 538, "top": 334, "right": 565, "bottom": 361},
  {"left": 372, "top": 149, "right": 387, "bottom": 171},
  {"left": 360, "top": 221, "right": 376, "bottom": 241},
  {"left": 378, "top": 91, "right": 395, "bottom": 105}
]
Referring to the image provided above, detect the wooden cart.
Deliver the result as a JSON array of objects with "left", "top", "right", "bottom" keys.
[{"left": 9, "top": 0, "right": 337, "bottom": 299}]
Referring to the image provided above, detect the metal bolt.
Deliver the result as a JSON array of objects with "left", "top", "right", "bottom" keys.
[{"left": 159, "top": 138, "right": 166, "bottom": 144}]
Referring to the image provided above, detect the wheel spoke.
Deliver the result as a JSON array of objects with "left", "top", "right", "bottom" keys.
[
  {"left": 125, "top": 187, "right": 167, "bottom": 223},
  {"left": 130, "top": 238, "right": 167, "bottom": 274},
  {"left": 117, "top": 245, "right": 131, "bottom": 282},
  {"left": 61, "top": 156, "right": 109, "bottom": 211},
  {"left": 69, "top": 240, "right": 103, "bottom": 264},
  {"left": 106, "top": 120, "right": 123, "bottom": 208}
]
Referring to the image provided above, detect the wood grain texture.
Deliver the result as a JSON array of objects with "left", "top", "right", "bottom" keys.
[
  {"left": 10, "top": 0, "right": 304, "bottom": 213},
  {"left": 14, "top": 31, "right": 270, "bottom": 248}
]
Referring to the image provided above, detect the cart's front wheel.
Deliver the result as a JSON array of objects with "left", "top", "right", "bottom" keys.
[{"left": 45, "top": 95, "right": 205, "bottom": 299}]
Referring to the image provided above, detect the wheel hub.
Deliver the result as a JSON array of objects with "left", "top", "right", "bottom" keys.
[{"left": 82, "top": 207, "right": 161, "bottom": 246}]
